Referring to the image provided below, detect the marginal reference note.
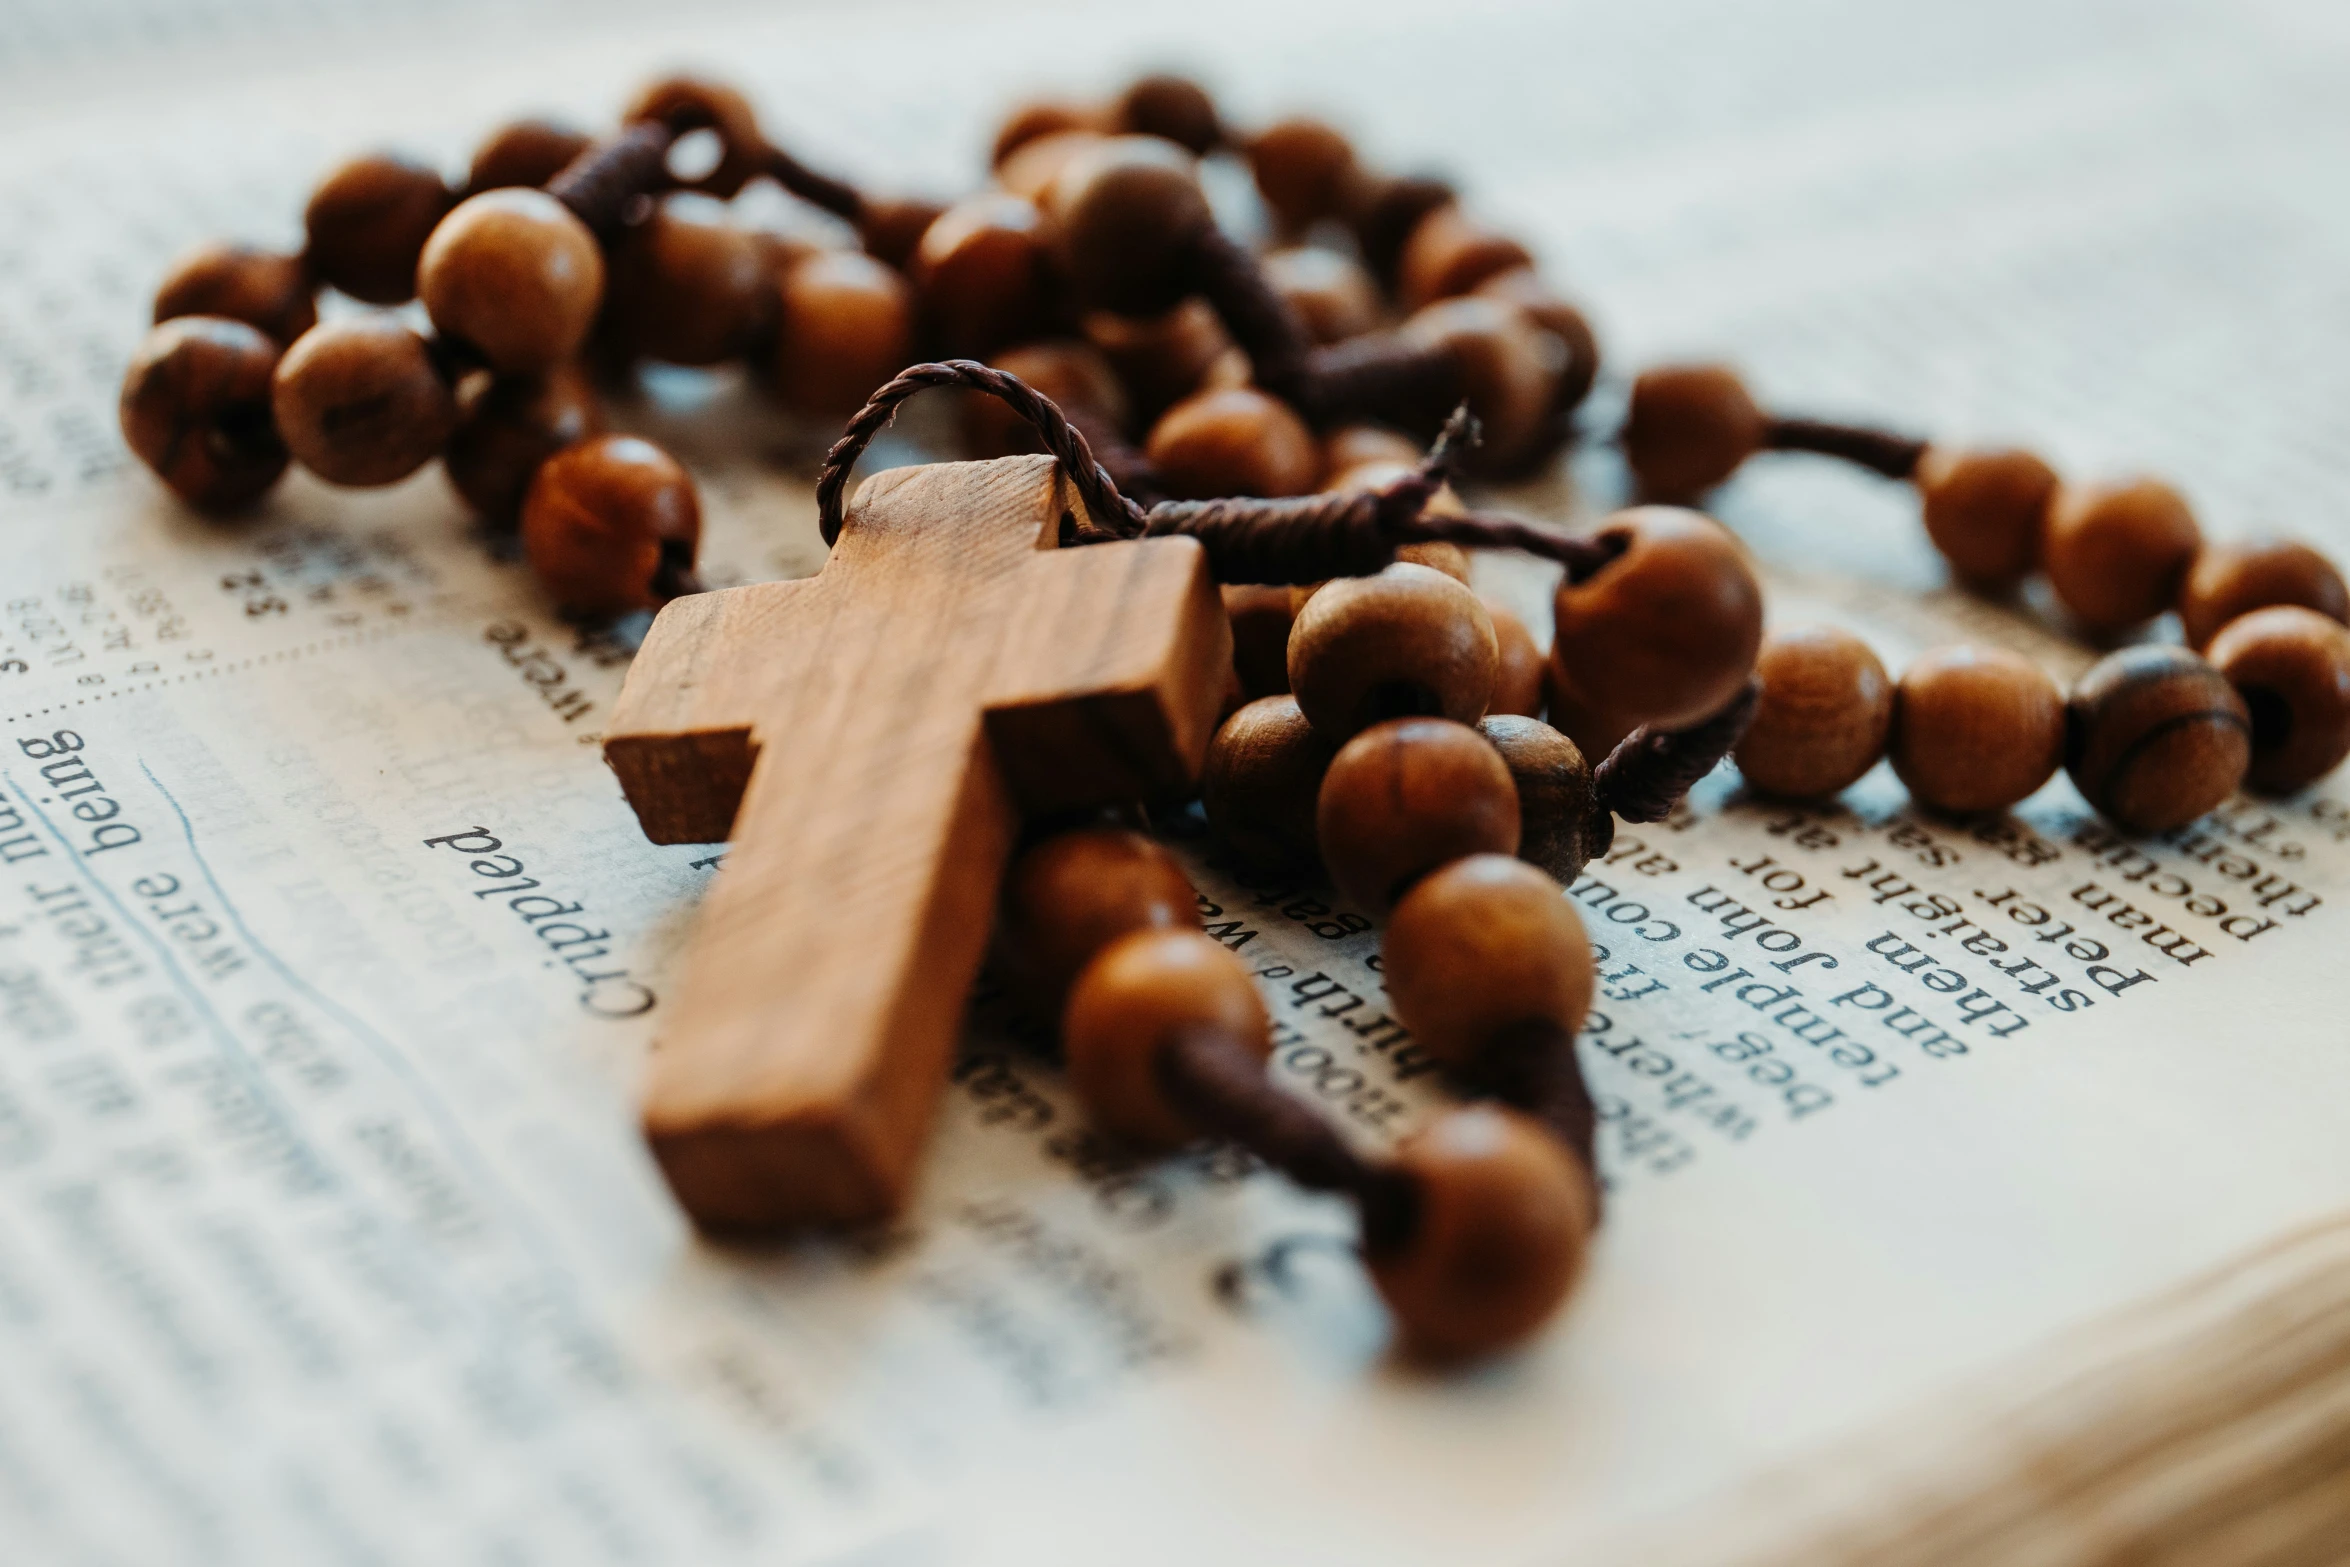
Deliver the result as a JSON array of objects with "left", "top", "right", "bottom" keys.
[{"left": 4, "top": 0, "right": 2350, "bottom": 1562}]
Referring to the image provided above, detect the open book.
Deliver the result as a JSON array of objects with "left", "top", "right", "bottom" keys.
[{"left": 3, "top": 0, "right": 2347, "bottom": 1561}]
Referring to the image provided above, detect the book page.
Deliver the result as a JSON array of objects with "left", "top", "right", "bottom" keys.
[{"left": 3, "top": 1, "right": 2350, "bottom": 1563}]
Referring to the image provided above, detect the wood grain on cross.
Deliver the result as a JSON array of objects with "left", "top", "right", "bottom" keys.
[{"left": 605, "top": 454, "right": 1230, "bottom": 1232}]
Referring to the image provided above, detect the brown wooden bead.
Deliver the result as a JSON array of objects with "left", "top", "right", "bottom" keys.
[
  {"left": 118, "top": 316, "right": 288, "bottom": 511},
  {"left": 1062, "top": 929, "right": 1271, "bottom": 1150},
  {"left": 991, "top": 100, "right": 1104, "bottom": 169},
  {"left": 2177, "top": 538, "right": 2350, "bottom": 650},
  {"left": 1485, "top": 602, "right": 1546, "bottom": 718},
  {"left": 623, "top": 76, "right": 766, "bottom": 198},
  {"left": 1290, "top": 562, "right": 1499, "bottom": 740},
  {"left": 521, "top": 434, "right": 700, "bottom": 616},
  {"left": 271, "top": 317, "right": 455, "bottom": 487},
  {"left": 1888, "top": 645, "right": 2064, "bottom": 814},
  {"left": 1323, "top": 425, "right": 1422, "bottom": 474},
  {"left": 914, "top": 193, "right": 1051, "bottom": 358},
  {"left": 1045, "top": 135, "right": 1211, "bottom": 317},
  {"left": 1112, "top": 74, "right": 1222, "bottom": 154},
  {"left": 1478, "top": 716, "right": 1600, "bottom": 881},
  {"left": 857, "top": 197, "right": 948, "bottom": 272},
  {"left": 770, "top": 250, "right": 915, "bottom": 420},
  {"left": 606, "top": 193, "right": 768, "bottom": 366},
  {"left": 1399, "top": 297, "right": 1562, "bottom": 473},
  {"left": 2208, "top": 606, "right": 2350, "bottom": 793},
  {"left": 1247, "top": 118, "right": 1359, "bottom": 232},
  {"left": 1317, "top": 717, "right": 1520, "bottom": 909},
  {"left": 1913, "top": 445, "right": 2057, "bottom": 591},
  {"left": 1549, "top": 506, "right": 1764, "bottom": 736},
  {"left": 1735, "top": 625, "right": 1892, "bottom": 799},
  {"left": 1146, "top": 386, "right": 1319, "bottom": 499},
  {"left": 1540, "top": 665, "right": 1637, "bottom": 765},
  {"left": 996, "top": 128, "right": 1106, "bottom": 204},
  {"left": 443, "top": 364, "right": 603, "bottom": 522},
  {"left": 998, "top": 827, "right": 1200, "bottom": 1019},
  {"left": 153, "top": 243, "right": 315, "bottom": 345},
  {"left": 1383, "top": 853, "right": 1593, "bottom": 1068},
  {"left": 303, "top": 153, "right": 452, "bottom": 305},
  {"left": 1370, "top": 1105, "right": 1592, "bottom": 1361},
  {"left": 1621, "top": 364, "right": 1763, "bottom": 502},
  {"left": 465, "top": 119, "right": 592, "bottom": 194},
  {"left": 2065, "top": 646, "right": 2249, "bottom": 833},
  {"left": 966, "top": 341, "right": 1129, "bottom": 457},
  {"left": 417, "top": 189, "right": 604, "bottom": 376},
  {"left": 1263, "top": 246, "right": 1381, "bottom": 345},
  {"left": 1472, "top": 268, "right": 1599, "bottom": 412},
  {"left": 1397, "top": 204, "right": 1534, "bottom": 312},
  {"left": 2042, "top": 478, "right": 2202, "bottom": 633},
  {"left": 1202, "top": 695, "right": 1333, "bottom": 872},
  {"left": 1223, "top": 584, "right": 1294, "bottom": 698},
  {"left": 1083, "top": 298, "right": 1239, "bottom": 422}
]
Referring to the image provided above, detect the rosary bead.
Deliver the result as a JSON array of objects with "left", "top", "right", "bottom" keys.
[
  {"left": 1146, "top": 386, "right": 1319, "bottom": 499},
  {"left": 2177, "top": 539, "right": 2350, "bottom": 650},
  {"left": 521, "top": 434, "right": 700, "bottom": 616},
  {"left": 1112, "top": 74, "right": 1222, "bottom": 155},
  {"left": 1913, "top": 446, "right": 2057, "bottom": 591},
  {"left": 1317, "top": 716, "right": 1520, "bottom": 910},
  {"left": 999, "top": 827, "right": 1200, "bottom": 1018},
  {"left": 2066, "top": 645, "right": 2249, "bottom": 832},
  {"left": 992, "top": 100, "right": 1103, "bottom": 170},
  {"left": 914, "top": 193, "right": 1052, "bottom": 358},
  {"left": 1247, "top": 117, "right": 1359, "bottom": 232},
  {"left": 1549, "top": 507, "right": 1764, "bottom": 743},
  {"left": 769, "top": 250, "right": 915, "bottom": 420},
  {"left": 1370, "top": 1105, "right": 1592, "bottom": 1362},
  {"left": 1478, "top": 716, "right": 1602, "bottom": 881},
  {"left": 1323, "top": 425, "right": 1422, "bottom": 473},
  {"left": 1485, "top": 601, "right": 1547, "bottom": 718},
  {"left": 1045, "top": 135, "right": 1212, "bottom": 317},
  {"left": 965, "top": 341, "right": 1129, "bottom": 457},
  {"left": 1383, "top": 853, "right": 1593, "bottom": 1069},
  {"left": 1398, "top": 296, "right": 1562, "bottom": 473},
  {"left": 1083, "top": 298, "right": 1241, "bottom": 422},
  {"left": 1397, "top": 204, "right": 1534, "bottom": 313},
  {"left": 1263, "top": 246, "right": 1381, "bottom": 345},
  {"left": 1062, "top": 929, "right": 1271, "bottom": 1150},
  {"left": 271, "top": 317, "right": 455, "bottom": 487},
  {"left": 303, "top": 153, "right": 453, "bottom": 305},
  {"left": 1735, "top": 625, "right": 1892, "bottom": 799},
  {"left": 1289, "top": 562, "right": 1499, "bottom": 739},
  {"left": 443, "top": 364, "right": 602, "bottom": 522},
  {"left": 1620, "top": 364, "right": 1763, "bottom": 502},
  {"left": 2207, "top": 606, "right": 2350, "bottom": 793},
  {"left": 1202, "top": 695, "right": 1333, "bottom": 872},
  {"left": 1223, "top": 585, "right": 1295, "bottom": 698},
  {"left": 118, "top": 316, "right": 288, "bottom": 510},
  {"left": 1888, "top": 645, "right": 2064, "bottom": 814},
  {"left": 857, "top": 197, "right": 949, "bottom": 272},
  {"left": 607, "top": 193, "right": 768, "bottom": 366},
  {"left": 2041, "top": 478, "right": 2202, "bottom": 633},
  {"left": 153, "top": 243, "right": 315, "bottom": 345},
  {"left": 623, "top": 76, "right": 765, "bottom": 197},
  {"left": 997, "top": 127, "right": 1106, "bottom": 204},
  {"left": 466, "top": 118, "right": 592, "bottom": 194},
  {"left": 417, "top": 189, "right": 604, "bottom": 376},
  {"left": 1472, "top": 268, "right": 1599, "bottom": 413}
]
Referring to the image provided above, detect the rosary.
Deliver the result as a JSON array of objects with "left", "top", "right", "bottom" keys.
[{"left": 117, "top": 72, "right": 2350, "bottom": 1364}]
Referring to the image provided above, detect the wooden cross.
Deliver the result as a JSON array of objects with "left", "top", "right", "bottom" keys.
[{"left": 605, "top": 454, "right": 1229, "bottom": 1232}]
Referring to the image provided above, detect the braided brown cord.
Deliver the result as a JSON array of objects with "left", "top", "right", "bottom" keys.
[
  {"left": 548, "top": 121, "right": 675, "bottom": 241},
  {"left": 1157, "top": 1024, "right": 1418, "bottom": 1255},
  {"left": 1298, "top": 331, "right": 1465, "bottom": 431},
  {"left": 1592, "top": 678, "right": 1762, "bottom": 824},
  {"left": 1762, "top": 417, "right": 1928, "bottom": 480},
  {"left": 1467, "top": 1017, "right": 1602, "bottom": 1216},
  {"left": 758, "top": 141, "right": 866, "bottom": 223},
  {"left": 1408, "top": 510, "right": 1626, "bottom": 582},
  {"left": 816, "top": 361, "right": 1147, "bottom": 545}
]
